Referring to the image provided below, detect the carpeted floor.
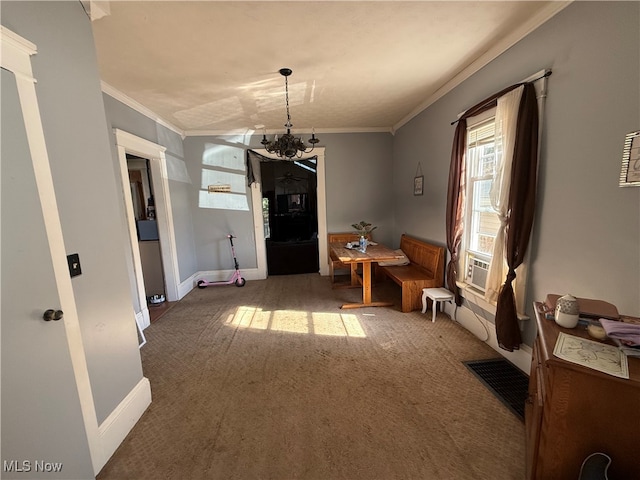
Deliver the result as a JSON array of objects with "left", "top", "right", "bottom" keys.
[{"left": 97, "top": 274, "right": 526, "bottom": 480}]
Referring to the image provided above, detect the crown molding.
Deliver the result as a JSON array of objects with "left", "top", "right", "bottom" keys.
[
  {"left": 81, "top": 1, "right": 111, "bottom": 21},
  {"left": 101, "top": 81, "right": 185, "bottom": 138},
  {"left": 392, "top": 1, "right": 573, "bottom": 133},
  {"left": 101, "top": 82, "right": 390, "bottom": 138}
]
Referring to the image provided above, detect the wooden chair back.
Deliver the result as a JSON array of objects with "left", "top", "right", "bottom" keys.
[{"left": 327, "top": 232, "right": 371, "bottom": 285}]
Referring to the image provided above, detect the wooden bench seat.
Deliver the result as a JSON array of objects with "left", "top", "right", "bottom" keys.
[{"left": 379, "top": 234, "right": 445, "bottom": 312}]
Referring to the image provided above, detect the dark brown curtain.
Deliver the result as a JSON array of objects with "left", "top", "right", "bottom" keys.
[
  {"left": 495, "top": 83, "right": 539, "bottom": 351},
  {"left": 445, "top": 84, "right": 522, "bottom": 305},
  {"left": 246, "top": 149, "right": 271, "bottom": 185},
  {"left": 445, "top": 120, "right": 467, "bottom": 305},
  {"left": 446, "top": 82, "right": 539, "bottom": 351}
]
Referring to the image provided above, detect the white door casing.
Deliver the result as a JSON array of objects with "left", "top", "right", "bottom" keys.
[
  {"left": 250, "top": 148, "right": 328, "bottom": 277},
  {"left": 114, "top": 129, "right": 181, "bottom": 329}
]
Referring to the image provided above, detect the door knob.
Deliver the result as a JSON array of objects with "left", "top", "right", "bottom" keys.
[{"left": 43, "top": 309, "right": 63, "bottom": 321}]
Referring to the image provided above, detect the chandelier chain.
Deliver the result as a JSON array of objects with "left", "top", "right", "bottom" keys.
[{"left": 284, "top": 75, "right": 292, "bottom": 128}]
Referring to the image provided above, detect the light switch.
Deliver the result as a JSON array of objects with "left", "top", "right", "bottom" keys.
[{"left": 67, "top": 253, "right": 82, "bottom": 277}]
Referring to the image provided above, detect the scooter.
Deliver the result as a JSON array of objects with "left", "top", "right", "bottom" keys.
[{"left": 197, "top": 234, "right": 246, "bottom": 288}]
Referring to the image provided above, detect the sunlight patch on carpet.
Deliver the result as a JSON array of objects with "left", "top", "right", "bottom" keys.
[{"left": 226, "top": 306, "right": 367, "bottom": 337}]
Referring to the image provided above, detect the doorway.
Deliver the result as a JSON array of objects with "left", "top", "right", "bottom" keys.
[
  {"left": 249, "top": 148, "right": 328, "bottom": 278},
  {"left": 261, "top": 158, "right": 319, "bottom": 275},
  {"left": 114, "top": 129, "right": 180, "bottom": 330},
  {"left": 127, "top": 155, "right": 171, "bottom": 322}
]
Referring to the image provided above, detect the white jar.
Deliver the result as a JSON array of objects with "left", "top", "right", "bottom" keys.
[{"left": 555, "top": 294, "right": 580, "bottom": 328}]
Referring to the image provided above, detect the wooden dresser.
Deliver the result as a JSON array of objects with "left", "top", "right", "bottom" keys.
[{"left": 526, "top": 303, "right": 640, "bottom": 479}]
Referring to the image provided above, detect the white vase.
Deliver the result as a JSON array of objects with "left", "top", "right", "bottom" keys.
[{"left": 555, "top": 294, "right": 580, "bottom": 328}]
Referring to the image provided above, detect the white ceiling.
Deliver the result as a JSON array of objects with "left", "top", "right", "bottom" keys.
[{"left": 90, "top": 1, "right": 569, "bottom": 136}]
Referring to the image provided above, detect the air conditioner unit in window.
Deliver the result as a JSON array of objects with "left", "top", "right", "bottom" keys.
[{"left": 468, "top": 256, "right": 490, "bottom": 292}]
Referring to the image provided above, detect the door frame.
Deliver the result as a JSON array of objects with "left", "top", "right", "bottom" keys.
[
  {"left": 114, "top": 129, "right": 180, "bottom": 329},
  {"left": 1, "top": 25, "right": 102, "bottom": 471},
  {"left": 250, "top": 147, "right": 328, "bottom": 277}
]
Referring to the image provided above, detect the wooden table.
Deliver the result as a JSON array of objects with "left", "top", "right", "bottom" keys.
[{"left": 329, "top": 242, "right": 404, "bottom": 309}]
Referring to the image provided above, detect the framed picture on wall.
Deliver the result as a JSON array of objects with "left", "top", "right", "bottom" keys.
[
  {"left": 620, "top": 130, "right": 640, "bottom": 187},
  {"left": 414, "top": 175, "right": 424, "bottom": 196}
]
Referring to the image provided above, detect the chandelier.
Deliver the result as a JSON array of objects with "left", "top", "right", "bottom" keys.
[{"left": 261, "top": 68, "right": 319, "bottom": 159}]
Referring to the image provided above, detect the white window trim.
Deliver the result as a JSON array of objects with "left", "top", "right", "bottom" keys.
[{"left": 462, "top": 112, "right": 497, "bottom": 267}]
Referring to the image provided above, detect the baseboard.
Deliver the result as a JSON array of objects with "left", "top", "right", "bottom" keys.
[
  {"left": 96, "top": 377, "right": 152, "bottom": 474},
  {"left": 443, "top": 302, "right": 532, "bottom": 374},
  {"left": 178, "top": 272, "right": 198, "bottom": 300},
  {"left": 136, "top": 308, "right": 150, "bottom": 331}
]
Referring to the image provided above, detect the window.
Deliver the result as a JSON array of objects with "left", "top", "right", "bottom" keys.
[
  {"left": 463, "top": 115, "right": 499, "bottom": 291},
  {"left": 449, "top": 72, "right": 548, "bottom": 329}
]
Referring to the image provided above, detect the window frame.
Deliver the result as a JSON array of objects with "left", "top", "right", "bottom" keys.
[{"left": 461, "top": 109, "right": 499, "bottom": 292}]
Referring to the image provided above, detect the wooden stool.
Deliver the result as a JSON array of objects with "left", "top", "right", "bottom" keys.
[{"left": 422, "top": 287, "right": 454, "bottom": 322}]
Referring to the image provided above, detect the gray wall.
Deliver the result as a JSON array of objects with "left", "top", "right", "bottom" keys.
[
  {"left": 183, "top": 132, "right": 394, "bottom": 270},
  {"left": 103, "top": 95, "right": 198, "bottom": 286},
  {"left": 393, "top": 1, "right": 640, "bottom": 345},
  {"left": 2, "top": 68, "right": 95, "bottom": 479},
  {"left": 183, "top": 135, "right": 260, "bottom": 271},
  {"left": 1, "top": 1, "right": 145, "bottom": 426},
  {"left": 323, "top": 132, "right": 395, "bottom": 247}
]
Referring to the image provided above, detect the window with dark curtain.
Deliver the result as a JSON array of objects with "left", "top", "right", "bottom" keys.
[{"left": 446, "top": 79, "right": 543, "bottom": 352}]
